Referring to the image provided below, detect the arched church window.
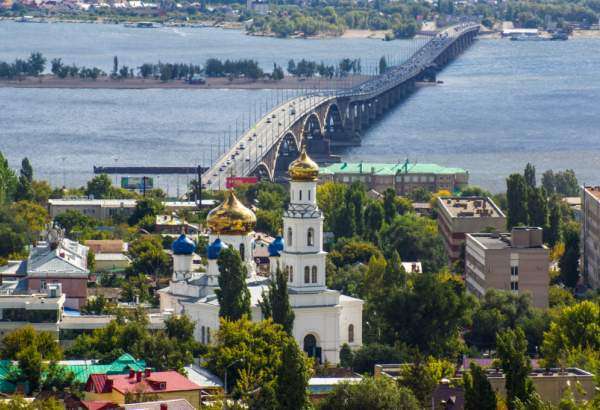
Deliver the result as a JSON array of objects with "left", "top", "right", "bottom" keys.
[
  {"left": 348, "top": 324, "right": 354, "bottom": 343},
  {"left": 303, "top": 334, "right": 317, "bottom": 357},
  {"left": 308, "top": 189, "right": 311, "bottom": 201},
  {"left": 304, "top": 266, "right": 310, "bottom": 283},
  {"left": 239, "top": 244, "right": 245, "bottom": 260},
  {"left": 299, "top": 190, "right": 302, "bottom": 201},
  {"left": 307, "top": 228, "right": 314, "bottom": 246},
  {"left": 311, "top": 266, "right": 317, "bottom": 283},
  {"left": 201, "top": 326, "right": 205, "bottom": 344},
  {"left": 287, "top": 227, "right": 293, "bottom": 246},
  {"left": 207, "top": 327, "right": 211, "bottom": 344},
  {"left": 289, "top": 266, "right": 293, "bottom": 282}
]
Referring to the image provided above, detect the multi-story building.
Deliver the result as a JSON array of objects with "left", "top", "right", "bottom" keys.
[
  {"left": 319, "top": 161, "right": 468, "bottom": 195},
  {"left": 465, "top": 227, "right": 549, "bottom": 308},
  {"left": 582, "top": 186, "right": 600, "bottom": 289},
  {"left": 437, "top": 196, "right": 506, "bottom": 262}
]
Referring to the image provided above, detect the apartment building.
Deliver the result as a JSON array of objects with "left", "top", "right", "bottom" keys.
[
  {"left": 319, "top": 162, "right": 468, "bottom": 195},
  {"left": 437, "top": 196, "right": 506, "bottom": 262},
  {"left": 582, "top": 186, "right": 600, "bottom": 288},
  {"left": 465, "top": 227, "right": 549, "bottom": 308}
]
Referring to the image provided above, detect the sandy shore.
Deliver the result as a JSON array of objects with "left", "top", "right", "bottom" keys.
[
  {"left": 0, "top": 74, "right": 370, "bottom": 90},
  {"left": 341, "top": 29, "right": 389, "bottom": 39}
]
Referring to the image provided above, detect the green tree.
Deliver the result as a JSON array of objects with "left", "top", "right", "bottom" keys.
[
  {"left": 524, "top": 163, "right": 536, "bottom": 188},
  {"left": 259, "top": 265, "right": 294, "bottom": 335},
  {"left": 363, "top": 200, "right": 384, "bottom": 242},
  {"left": 463, "top": 363, "right": 497, "bottom": 410},
  {"left": 541, "top": 301, "right": 600, "bottom": 366},
  {"left": 383, "top": 188, "right": 397, "bottom": 223},
  {"left": 15, "top": 158, "right": 34, "bottom": 201},
  {"left": 527, "top": 187, "right": 547, "bottom": 229},
  {"left": 17, "top": 345, "right": 43, "bottom": 392},
  {"left": 128, "top": 198, "right": 164, "bottom": 226},
  {"left": 11, "top": 200, "right": 49, "bottom": 238},
  {"left": 26, "top": 52, "right": 46, "bottom": 76},
  {"left": 275, "top": 339, "right": 311, "bottom": 410},
  {"left": 54, "top": 209, "right": 96, "bottom": 235},
  {"left": 541, "top": 170, "right": 555, "bottom": 195},
  {"left": 547, "top": 196, "right": 562, "bottom": 247},
  {"left": 216, "top": 247, "right": 251, "bottom": 320},
  {"left": 554, "top": 169, "right": 579, "bottom": 197},
  {"left": 507, "top": 174, "right": 529, "bottom": 229},
  {"left": 0, "top": 151, "right": 17, "bottom": 204},
  {"left": 378, "top": 56, "right": 387, "bottom": 74},
  {"left": 127, "top": 235, "right": 171, "bottom": 280},
  {"left": 319, "top": 376, "right": 419, "bottom": 410},
  {"left": 85, "top": 174, "right": 113, "bottom": 199},
  {"left": 81, "top": 294, "right": 113, "bottom": 315},
  {"left": 496, "top": 327, "right": 536, "bottom": 410},
  {"left": 559, "top": 221, "right": 581, "bottom": 288},
  {"left": 399, "top": 355, "right": 454, "bottom": 407}
]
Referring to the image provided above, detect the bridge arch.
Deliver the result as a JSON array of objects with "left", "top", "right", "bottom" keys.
[
  {"left": 251, "top": 162, "right": 272, "bottom": 182},
  {"left": 302, "top": 113, "right": 322, "bottom": 140},
  {"left": 274, "top": 132, "right": 300, "bottom": 177},
  {"left": 324, "top": 103, "right": 344, "bottom": 141}
]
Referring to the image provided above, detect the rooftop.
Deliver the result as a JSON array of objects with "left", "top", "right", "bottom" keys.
[
  {"left": 584, "top": 186, "right": 600, "bottom": 201},
  {"left": 468, "top": 228, "right": 546, "bottom": 250},
  {"left": 84, "top": 240, "right": 127, "bottom": 254},
  {"left": 320, "top": 162, "right": 467, "bottom": 176},
  {"left": 122, "top": 398, "right": 195, "bottom": 410},
  {"left": 27, "top": 238, "right": 89, "bottom": 277},
  {"left": 438, "top": 196, "right": 504, "bottom": 219},
  {"left": 86, "top": 370, "right": 201, "bottom": 395}
]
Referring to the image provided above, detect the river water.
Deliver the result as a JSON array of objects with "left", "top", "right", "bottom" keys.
[{"left": 1, "top": 21, "right": 599, "bottom": 194}]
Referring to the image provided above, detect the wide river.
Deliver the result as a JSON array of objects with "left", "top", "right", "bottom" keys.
[{"left": 1, "top": 21, "right": 599, "bottom": 194}]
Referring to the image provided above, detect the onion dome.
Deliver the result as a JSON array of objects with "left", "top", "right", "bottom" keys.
[
  {"left": 206, "top": 190, "right": 256, "bottom": 235},
  {"left": 172, "top": 234, "right": 196, "bottom": 255},
  {"left": 268, "top": 236, "right": 284, "bottom": 257},
  {"left": 288, "top": 147, "right": 319, "bottom": 182},
  {"left": 206, "top": 238, "right": 226, "bottom": 260}
]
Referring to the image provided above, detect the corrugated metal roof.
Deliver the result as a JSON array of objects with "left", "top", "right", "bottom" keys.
[{"left": 320, "top": 162, "right": 467, "bottom": 176}]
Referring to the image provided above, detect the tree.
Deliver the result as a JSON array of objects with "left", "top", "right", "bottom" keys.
[
  {"left": 496, "top": 327, "right": 536, "bottom": 410},
  {"left": 378, "top": 56, "right": 387, "bottom": 74},
  {"left": 399, "top": 355, "right": 454, "bottom": 407},
  {"left": 259, "top": 265, "right": 294, "bottom": 334},
  {"left": 383, "top": 188, "right": 397, "bottom": 223},
  {"left": 507, "top": 174, "right": 528, "bottom": 229},
  {"left": 54, "top": 209, "right": 96, "bottom": 235},
  {"left": 27, "top": 52, "right": 46, "bottom": 76},
  {"left": 363, "top": 200, "right": 384, "bottom": 242},
  {"left": 272, "top": 63, "right": 284, "bottom": 80},
  {"left": 554, "top": 169, "right": 579, "bottom": 197},
  {"left": 275, "top": 339, "right": 311, "bottom": 410},
  {"left": 14, "top": 158, "right": 33, "bottom": 202},
  {"left": 17, "top": 345, "right": 43, "bottom": 392},
  {"left": 559, "top": 221, "right": 580, "bottom": 288},
  {"left": 11, "top": 200, "right": 49, "bottom": 238},
  {"left": 127, "top": 235, "right": 171, "bottom": 279},
  {"left": 524, "top": 163, "right": 536, "bottom": 188},
  {"left": 112, "top": 55, "right": 119, "bottom": 77},
  {"left": 317, "top": 182, "right": 347, "bottom": 230},
  {"left": 0, "top": 151, "right": 17, "bottom": 204},
  {"left": 128, "top": 198, "right": 164, "bottom": 226},
  {"left": 541, "top": 170, "right": 555, "bottom": 195},
  {"left": 527, "top": 187, "right": 547, "bottom": 229},
  {"left": 547, "top": 196, "right": 562, "bottom": 247},
  {"left": 463, "top": 363, "right": 497, "bottom": 410},
  {"left": 542, "top": 301, "right": 600, "bottom": 366},
  {"left": 85, "top": 174, "right": 112, "bottom": 199},
  {"left": 81, "top": 294, "right": 114, "bottom": 315},
  {"left": 216, "top": 247, "right": 251, "bottom": 320},
  {"left": 319, "top": 376, "right": 419, "bottom": 410}
]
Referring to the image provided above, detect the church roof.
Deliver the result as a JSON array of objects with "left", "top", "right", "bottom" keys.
[{"left": 172, "top": 234, "right": 196, "bottom": 255}]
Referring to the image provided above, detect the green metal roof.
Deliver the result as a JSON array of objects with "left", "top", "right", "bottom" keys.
[
  {"left": 0, "top": 360, "right": 18, "bottom": 394},
  {"left": 320, "top": 162, "right": 467, "bottom": 176},
  {"left": 61, "top": 354, "right": 146, "bottom": 384}
]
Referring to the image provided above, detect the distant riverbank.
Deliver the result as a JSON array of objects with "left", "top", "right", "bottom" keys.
[{"left": 0, "top": 74, "right": 369, "bottom": 90}]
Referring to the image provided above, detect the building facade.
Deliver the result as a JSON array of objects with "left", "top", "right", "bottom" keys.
[
  {"left": 465, "top": 227, "right": 549, "bottom": 308},
  {"left": 159, "top": 149, "right": 363, "bottom": 364},
  {"left": 582, "top": 186, "right": 600, "bottom": 289},
  {"left": 320, "top": 162, "right": 468, "bottom": 195},
  {"left": 437, "top": 196, "right": 506, "bottom": 263}
]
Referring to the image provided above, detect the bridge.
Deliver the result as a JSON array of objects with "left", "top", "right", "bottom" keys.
[{"left": 203, "top": 23, "right": 480, "bottom": 190}]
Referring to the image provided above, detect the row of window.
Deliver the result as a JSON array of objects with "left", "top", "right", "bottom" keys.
[
  {"left": 200, "top": 326, "right": 211, "bottom": 344},
  {"left": 284, "top": 265, "right": 319, "bottom": 284},
  {"left": 287, "top": 227, "right": 314, "bottom": 247},
  {"left": 292, "top": 189, "right": 312, "bottom": 201}
]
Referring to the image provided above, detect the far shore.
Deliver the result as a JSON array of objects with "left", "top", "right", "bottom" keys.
[{"left": 0, "top": 74, "right": 370, "bottom": 90}]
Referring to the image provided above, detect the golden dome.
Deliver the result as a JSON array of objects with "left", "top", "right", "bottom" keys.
[
  {"left": 206, "top": 190, "right": 256, "bottom": 235},
  {"left": 288, "top": 147, "right": 319, "bottom": 181}
]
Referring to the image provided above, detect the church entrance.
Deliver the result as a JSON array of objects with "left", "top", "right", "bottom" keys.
[{"left": 303, "top": 334, "right": 322, "bottom": 364}]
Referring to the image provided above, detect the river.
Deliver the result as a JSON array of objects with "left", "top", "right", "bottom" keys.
[{"left": 1, "top": 21, "right": 599, "bottom": 194}]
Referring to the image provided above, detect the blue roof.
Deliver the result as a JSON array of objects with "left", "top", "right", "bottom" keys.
[
  {"left": 206, "top": 238, "right": 225, "bottom": 260},
  {"left": 268, "top": 236, "right": 284, "bottom": 257},
  {"left": 172, "top": 234, "right": 196, "bottom": 255}
]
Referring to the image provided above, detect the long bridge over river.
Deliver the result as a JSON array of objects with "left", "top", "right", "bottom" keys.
[{"left": 203, "top": 23, "right": 480, "bottom": 190}]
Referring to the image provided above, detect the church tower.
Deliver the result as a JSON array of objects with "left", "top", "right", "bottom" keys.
[{"left": 281, "top": 147, "right": 326, "bottom": 292}]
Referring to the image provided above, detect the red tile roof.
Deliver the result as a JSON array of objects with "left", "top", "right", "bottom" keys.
[
  {"left": 87, "top": 371, "right": 201, "bottom": 395},
  {"left": 80, "top": 400, "right": 118, "bottom": 410},
  {"left": 85, "top": 374, "right": 113, "bottom": 394}
]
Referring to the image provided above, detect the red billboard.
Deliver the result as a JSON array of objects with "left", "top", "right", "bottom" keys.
[{"left": 226, "top": 177, "right": 258, "bottom": 189}]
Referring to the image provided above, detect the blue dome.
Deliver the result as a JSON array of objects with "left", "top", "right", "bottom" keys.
[
  {"left": 268, "top": 236, "right": 284, "bottom": 257},
  {"left": 206, "top": 238, "right": 225, "bottom": 260},
  {"left": 172, "top": 234, "right": 196, "bottom": 255}
]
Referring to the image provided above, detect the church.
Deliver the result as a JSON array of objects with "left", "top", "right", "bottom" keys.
[{"left": 159, "top": 149, "right": 363, "bottom": 364}]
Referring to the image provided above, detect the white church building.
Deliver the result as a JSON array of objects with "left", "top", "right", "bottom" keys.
[{"left": 159, "top": 149, "right": 363, "bottom": 364}]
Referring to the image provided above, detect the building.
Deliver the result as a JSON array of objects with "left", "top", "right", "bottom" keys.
[
  {"left": 48, "top": 199, "right": 217, "bottom": 221},
  {"left": 154, "top": 214, "right": 200, "bottom": 236},
  {"left": 0, "top": 286, "right": 65, "bottom": 339},
  {"left": 83, "top": 370, "right": 203, "bottom": 407},
  {"left": 582, "top": 186, "right": 600, "bottom": 289},
  {"left": 85, "top": 240, "right": 130, "bottom": 273},
  {"left": 25, "top": 230, "right": 90, "bottom": 309},
  {"left": 437, "top": 196, "right": 506, "bottom": 263},
  {"left": 159, "top": 149, "right": 364, "bottom": 364},
  {"left": 59, "top": 354, "right": 146, "bottom": 384},
  {"left": 319, "top": 161, "right": 468, "bottom": 196},
  {"left": 465, "top": 227, "right": 550, "bottom": 308}
]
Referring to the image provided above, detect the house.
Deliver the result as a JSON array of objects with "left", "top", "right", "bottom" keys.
[
  {"left": 154, "top": 215, "right": 200, "bottom": 236},
  {"left": 59, "top": 354, "right": 146, "bottom": 384},
  {"left": 84, "top": 370, "right": 202, "bottom": 407},
  {"left": 85, "top": 240, "right": 130, "bottom": 273}
]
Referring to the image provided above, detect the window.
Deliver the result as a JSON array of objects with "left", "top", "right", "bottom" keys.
[
  {"left": 207, "top": 327, "right": 211, "bottom": 343},
  {"left": 511, "top": 266, "right": 519, "bottom": 277},
  {"left": 299, "top": 190, "right": 302, "bottom": 200},
  {"left": 304, "top": 266, "right": 310, "bottom": 283},
  {"left": 239, "top": 244, "right": 245, "bottom": 260},
  {"left": 287, "top": 228, "right": 293, "bottom": 246},
  {"left": 308, "top": 190, "right": 311, "bottom": 200},
  {"left": 201, "top": 326, "right": 205, "bottom": 344},
  {"left": 511, "top": 281, "right": 519, "bottom": 291},
  {"left": 40, "top": 280, "right": 47, "bottom": 290},
  {"left": 289, "top": 266, "right": 293, "bottom": 282},
  {"left": 311, "top": 266, "right": 317, "bottom": 283},
  {"left": 348, "top": 324, "right": 354, "bottom": 343},
  {"left": 307, "top": 228, "right": 314, "bottom": 246}
]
